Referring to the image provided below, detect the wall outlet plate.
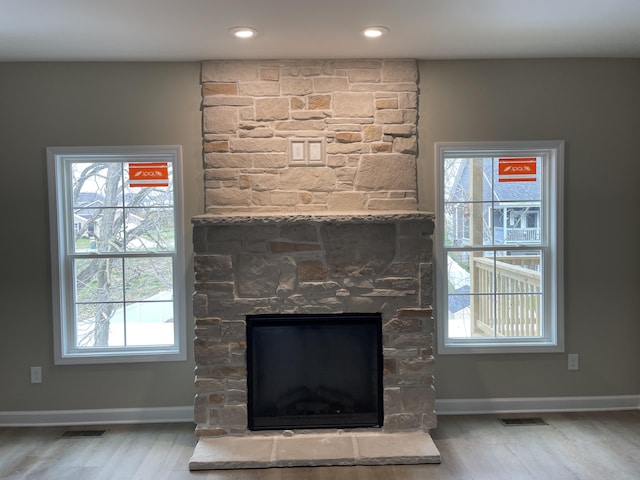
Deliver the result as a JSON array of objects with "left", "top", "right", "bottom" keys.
[
  {"left": 568, "top": 354, "right": 579, "bottom": 371},
  {"left": 30, "top": 366, "right": 42, "bottom": 383}
]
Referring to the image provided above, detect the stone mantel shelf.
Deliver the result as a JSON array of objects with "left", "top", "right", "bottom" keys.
[{"left": 192, "top": 210, "right": 435, "bottom": 226}]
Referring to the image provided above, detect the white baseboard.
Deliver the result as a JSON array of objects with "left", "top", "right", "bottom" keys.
[
  {"left": 2, "top": 397, "right": 638, "bottom": 426},
  {"left": 435, "top": 395, "right": 640, "bottom": 415},
  {"left": 0, "top": 406, "right": 194, "bottom": 427}
]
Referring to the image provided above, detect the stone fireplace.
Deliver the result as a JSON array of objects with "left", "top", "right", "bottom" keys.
[{"left": 190, "top": 60, "right": 439, "bottom": 469}]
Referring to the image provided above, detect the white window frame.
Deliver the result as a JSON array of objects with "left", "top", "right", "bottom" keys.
[
  {"left": 435, "top": 141, "right": 564, "bottom": 354},
  {"left": 47, "top": 146, "right": 187, "bottom": 364}
]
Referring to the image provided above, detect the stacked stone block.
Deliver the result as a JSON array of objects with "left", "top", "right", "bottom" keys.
[
  {"left": 201, "top": 60, "right": 419, "bottom": 214},
  {"left": 192, "top": 212, "right": 436, "bottom": 436}
]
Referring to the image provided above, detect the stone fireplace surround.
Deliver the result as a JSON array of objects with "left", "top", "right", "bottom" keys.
[
  {"left": 189, "top": 211, "right": 439, "bottom": 469},
  {"left": 190, "top": 59, "right": 439, "bottom": 469}
]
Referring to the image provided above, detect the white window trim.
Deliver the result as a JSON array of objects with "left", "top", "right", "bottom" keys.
[
  {"left": 47, "top": 145, "right": 187, "bottom": 364},
  {"left": 434, "top": 140, "right": 564, "bottom": 354}
]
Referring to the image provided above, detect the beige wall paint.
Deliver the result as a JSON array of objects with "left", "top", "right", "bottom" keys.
[
  {"left": 0, "top": 59, "right": 638, "bottom": 414},
  {"left": 418, "top": 59, "right": 640, "bottom": 399},
  {"left": 0, "top": 63, "right": 202, "bottom": 411}
]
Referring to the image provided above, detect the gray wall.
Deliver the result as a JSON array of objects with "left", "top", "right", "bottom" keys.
[
  {"left": 1, "top": 59, "right": 638, "bottom": 414},
  {"left": 0, "top": 63, "right": 202, "bottom": 411},
  {"left": 418, "top": 59, "right": 640, "bottom": 399}
]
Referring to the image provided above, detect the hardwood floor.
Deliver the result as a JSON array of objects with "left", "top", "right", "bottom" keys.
[{"left": 1, "top": 411, "right": 638, "bottom": 479}]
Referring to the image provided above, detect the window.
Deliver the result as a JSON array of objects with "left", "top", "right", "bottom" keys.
[
  {"left": 435, "top": 141, "right": 564, "bottom": 353},
  {"left": 47, "top": 146, "right": 186, "bottom": 364}
]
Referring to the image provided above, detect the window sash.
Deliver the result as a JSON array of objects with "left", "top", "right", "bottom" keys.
[
  {"left": 48, "top": 146, "right": 186, "bottom": 364},
  {"left": 435, "top": 141, "right": 564, "bottom": 354}
]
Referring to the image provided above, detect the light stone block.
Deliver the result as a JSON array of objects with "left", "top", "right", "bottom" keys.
[
  {"left": 204, "top": 153, "right": 252, "bottom": 168},
  {"left": 202, "top": 61, "right": 259, "bottom": 82},
  {"left": 376, "top": 110, "right": 404, "bottom": 124},
  {"left": 238, "top": 127, "right": 274, "bottom": 138},
  {"left": 308, "top": 94, "right": 331, "bottom": 110},
  {"left": 313, "top": 76, "right": 349, "bottom": 92},
  {"left": 393, "top": 136, "right": 417, "bottom": 154},
  {"left": 350, "top": 83, "right": 418, "bottom": 92},
  {"left": 291, "top": 111, "right": 329, "bottom": 120},
  {"left": 252, "top": 153, "right": 288, "bottom": 168},
  {"left": 281, "top": 77, "right": 313, "bottom": 95},
  {"left": 333, "top": 92, "right": 375, "bottom": 117},
  {"left": 250, "top": 174, "right": 279, "bottom": 191},
  {"left": 279, "top": 167, "right": 337, "bottom": 191},
  {"left": 326, "top": 143, "right": 362, "bottom": 155},
  {"left": 354, "top": 155, "right": 417, "bottom": 191},
  {"left": 203, "top": 96, "right": 254, "bottom": 107},
  {"left": 238, "top": 82, "right": 280, "bottom": 97},
  {"left": 260, "top": 67, "right": 280, "bottom": 81},
  {"left": 368, "top": 198, "right": 418, "bottom": 211},
  {"left": 276, "top": 435, "right": 354, "bottom": 465},
  {"left": 203, "top": 106, "right": 239, "bottom": 134},
  {"left": 328, "top": 191, "right": 366, "bottom": 211},
  {"left": 363, "top": 124, "right": 383, "bottom": 142},
  {"left": 204, "top": 141, "right": 229, "bottom": 153},
  {"left": 348, "top": 69, "right": 381, "bottom": 83},
  {"left": 376, "top": 97, "right": 399, "bottom": 109},
  {"left": 274, "top": 120, "right": 325, "bottom": 131},
  {"left": 205, "top": 188, "right": 251, "bottom": 207},
  {"left": 255, "top": 97, "right": 290, "bottom": 121},
  {"left": 382, "top": 60, "right": 418, "bottom": 83},
  {"left": 398, "top": 92, "right": 418, "bottom": 109},
  {"left": 230, "top": 138, "right": 288, "bottom": 153},
  {"left": 203, "top": 83, "right": 238, "bottom": 96}
]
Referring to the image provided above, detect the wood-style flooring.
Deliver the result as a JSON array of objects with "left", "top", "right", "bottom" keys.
[{"left": 1, "top": 410, "right": 639, "bottom": 479}]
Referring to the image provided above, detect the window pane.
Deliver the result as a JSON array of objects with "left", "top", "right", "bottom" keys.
[
  {"left": 123, "top": 300, "right": 175, "bottom": 346},
  {"left": 447, "top": 293, "right": 471, "bottom": 338},
  {"left": 469, "top": 253, "right": 495, "bottom": 294},
  {"left": 75, "top": 258, "right": 124, "bottom": 303},
  {"left": 494, "top": 250, "right": 542, "bottom": 337},
  {"left": 443, "top": 202, "right": 494, "bottom": 247},
  {"left": 446, "top": 251, "right": 471, "bottom": 294},
  {"left": 493, "top": 204, "right": 542, "bottom": 246},
  {"left": 443, "top": 157, "right": 494, "bottom": 203},
  {"left": 495, "top": 293, "right": 542, "bottom": 337},
  {"left": 73, "top": 208, "right": 125, "bottom": 253},
  {"left": 494, "top": 251, "right": 541, "bottom": 294},
  {"left": 124, "top": 257, "right": 173, "bottom": 302},
  {"left": 76, "top": 302, "right": 124, "bottom": 348},
  {"left": 72, "top": 162, "right": 124, "bottom": 208},
  {"left": 125, "top": 207, "right": 175, "bottom": 252}
]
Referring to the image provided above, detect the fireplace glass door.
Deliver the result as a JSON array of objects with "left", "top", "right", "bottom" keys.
[{"left": 246, "top": 313, "right": 383, "bottom": 430}]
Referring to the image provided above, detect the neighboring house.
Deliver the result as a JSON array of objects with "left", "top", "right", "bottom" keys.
[
  {"left": 445, "top": 159, "right": 541, "bottom": 248},
  {"left": 73, "top": 192, "right": 144, "bottom": 245}
]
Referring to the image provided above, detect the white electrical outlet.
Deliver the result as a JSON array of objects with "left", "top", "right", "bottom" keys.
[
  {"left": 30, "top": 366, "right": 42, "bottom": 384},
  {"left": 568, "top": 354, "right": 579, "bottom": 371}
]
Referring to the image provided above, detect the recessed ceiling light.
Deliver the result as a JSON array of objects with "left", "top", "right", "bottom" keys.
[
  {"left": 229, "top": 27, "right": 257, "bottom": 39},
  {"left": 361, "top": 26, "right": 389, "bottom": 38}
]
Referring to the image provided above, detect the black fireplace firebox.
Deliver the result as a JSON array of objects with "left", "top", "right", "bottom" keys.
[{"left": 246, "top": 313, "right": 384, "bottom": 431}]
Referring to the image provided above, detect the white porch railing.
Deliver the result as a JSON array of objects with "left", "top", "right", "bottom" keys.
[
  {"left": 471, "top": 255, "right": 541, "bottom": 337},
  {"left": 505, "top": 228, "right": 540, "bottom": 243}
]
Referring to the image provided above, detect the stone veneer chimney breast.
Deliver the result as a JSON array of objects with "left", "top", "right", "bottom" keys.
[
  {"left": 191, "top": 60, "right": 437, "bottom": 469},
  {"left": 201, "top": 59, "right": 419, "bottom": 214}
]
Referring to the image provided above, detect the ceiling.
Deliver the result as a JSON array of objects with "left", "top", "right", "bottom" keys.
[{"left": 2, "top": 0, "right": 640, "bottom": 61}]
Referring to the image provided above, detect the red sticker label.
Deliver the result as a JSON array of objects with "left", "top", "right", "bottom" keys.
[
  {"left": 498, "top": 158, "right": 537, "bottom": 182},
  {"left": 128, "top": 162, "right": 169, "bottom": 187}
]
